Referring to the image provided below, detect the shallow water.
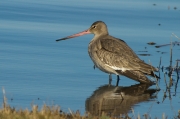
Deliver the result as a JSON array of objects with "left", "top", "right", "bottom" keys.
[{"left": 0, "top": 0, "right": 180, "bottom": 118}]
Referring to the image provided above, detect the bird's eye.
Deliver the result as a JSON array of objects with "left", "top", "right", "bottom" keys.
[{"left": 92, "top": 25, "right": 96, "bottom": 28}]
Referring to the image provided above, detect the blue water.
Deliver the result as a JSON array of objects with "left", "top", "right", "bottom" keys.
[{"left": 0, "top": 0, "right": 180, "bottom": 118}]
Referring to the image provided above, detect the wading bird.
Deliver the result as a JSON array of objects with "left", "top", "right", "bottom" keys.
[{"left": 56, "top": 21, "right": 158, "bottom": 86}]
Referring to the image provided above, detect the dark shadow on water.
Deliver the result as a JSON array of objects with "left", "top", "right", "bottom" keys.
[
  {"left": 85, "top": 83, "right": 157, "bottom": 117},
  {"left": 137, "top": 54, "right": 151, "bottom": 56},
  {"left": 137, "top": 50, "right": 148, "bottom": 52}
]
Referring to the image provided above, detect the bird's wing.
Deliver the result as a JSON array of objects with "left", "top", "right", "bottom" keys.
[
  {"left": 96, "top": 36, "right": 157, "bottom": 74},
  {"left": 95, "top": 37, "right": 141, "bottom": 71}
]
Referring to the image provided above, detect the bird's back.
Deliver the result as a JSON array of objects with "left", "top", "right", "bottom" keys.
[{"left": 91, "top": 35, "right": 158, "bottom": 77}]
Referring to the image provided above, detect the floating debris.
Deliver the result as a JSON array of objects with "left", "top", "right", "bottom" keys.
[
  {"left": 158, "top": 23, "right": 161, "bottom": 26},
  {"left": 138, "top": 54, "right": 151, "bottom": 56},
  {"left": 138, "top": 51, "right": 148, "bottom": 52},
  {"left": 156, "top": 51, "right": 167, "bottom": 54},
  {"left": 147, "top": 42, "right": 156, "bottom": 45},
  {"left": 155, "top": 44, "right": 169, "bottom": 48},
  {"left": 153, "top": 3, "right": 156, "bottom": 6},
  {"left": 155, "top": 41, "right": 180, "bottom": 48},
  {"left": 174, "top": 7, "right": 177, "bottom": 10},
  {"left": 161, "top": 52, "right": 167, "bottom": 54}
]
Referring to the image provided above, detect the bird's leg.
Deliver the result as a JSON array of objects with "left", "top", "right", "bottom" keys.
[
  {"left": 109, "top": 74, "right": 112, "bottom": 86},
  {"left": 116, "top": 75, "right": 120, "bottom": 86}
]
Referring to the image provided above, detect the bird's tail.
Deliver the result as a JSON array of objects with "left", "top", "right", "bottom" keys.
[
  {"left": 116, "top": 70, "right": 154, "bottom": 84},
  {"left": 138, "top": 62, "right": 159, "bottom": 79}
]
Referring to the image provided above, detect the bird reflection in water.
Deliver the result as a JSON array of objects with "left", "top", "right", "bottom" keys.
[{"left": 86, "top": 84, "right": 157, "bottom": 117}]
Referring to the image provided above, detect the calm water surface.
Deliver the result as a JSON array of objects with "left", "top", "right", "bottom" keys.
[{"left": 0, "top": 0, "right": 180, "bottom": 118}]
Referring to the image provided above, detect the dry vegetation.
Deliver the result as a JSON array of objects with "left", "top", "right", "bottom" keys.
[
  {"left": 0, "top": 104, "right": 114, "bottom": 119},
  {"left": 0, "top": 103, "right": 179, "bottom": 119}
]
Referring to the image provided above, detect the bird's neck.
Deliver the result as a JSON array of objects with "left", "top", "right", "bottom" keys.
[{"left": 93, "top": 33, "right": 108, "bottom": 40}]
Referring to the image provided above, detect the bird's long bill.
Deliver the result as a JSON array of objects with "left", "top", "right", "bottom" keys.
[{"left": 56, "top": 29, "right": 91, "bottom": 42}]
